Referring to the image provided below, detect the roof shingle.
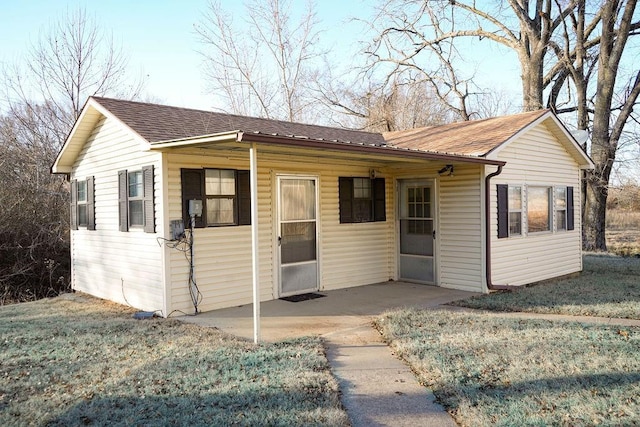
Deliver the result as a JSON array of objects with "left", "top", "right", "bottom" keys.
[
  {"left": 382, "top": 109, "right": 550, "bottom": 156},
  {"left": 92, "top": 97, "right": 386, "bottom": 146}
]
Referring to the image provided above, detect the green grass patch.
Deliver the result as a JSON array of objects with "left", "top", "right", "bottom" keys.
[
  {"left": 0, "top": 294, "right": 348, "bottom": 426},
  {"left": 454, "top": 254, "right": 640, "bottom": 319},
  {"left": 376, "top": 308, "right": 640, "bottom": 427}
]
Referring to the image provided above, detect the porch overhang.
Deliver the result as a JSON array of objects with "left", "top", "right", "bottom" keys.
[{"left": 148, "top": 130, "right": 506, "bottom": 167}]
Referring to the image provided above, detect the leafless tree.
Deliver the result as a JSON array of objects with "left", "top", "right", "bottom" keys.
[
  {"left": 196, "top": 0, "right": 323, "bottom": 122},
  {"left": 367, "top": 0, "right": 640, "bottom": 251},
  {"left": 0, "top": 8, "right": 144, "bottom": 303}
]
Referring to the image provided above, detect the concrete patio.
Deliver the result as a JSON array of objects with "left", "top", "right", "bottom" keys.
[{"left": 179, "top": 281, "right": 477, "bottom": 341}]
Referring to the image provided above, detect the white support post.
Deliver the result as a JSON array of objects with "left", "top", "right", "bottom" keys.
[{"left": 250, "top": 143, "right": 260, "bottom": 343}]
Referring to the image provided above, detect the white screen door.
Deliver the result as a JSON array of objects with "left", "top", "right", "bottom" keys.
[
  {"left": 399, "top": 181, "right": 435, "bottom": 283},
  {"left": 278, "top": 177, "right": 319, "bottom": 296}
]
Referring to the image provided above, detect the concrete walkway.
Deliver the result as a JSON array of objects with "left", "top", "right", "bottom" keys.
[{"left": 180, "top": 282, "right": 471, "bottom": 426}]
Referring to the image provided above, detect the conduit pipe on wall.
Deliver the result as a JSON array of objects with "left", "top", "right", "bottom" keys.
[{"left": 484, "top": 165, "right": 517, "bottom": 291}]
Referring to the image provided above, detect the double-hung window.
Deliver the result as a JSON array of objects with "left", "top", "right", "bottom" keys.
[
  {"left": 77, "top": 180, "right": 88, "bottom": 227},
  {"left": 508, "top": 186, "right": 522, "bottom": 236},
  {"left": 555, "top": 187, "right": 567, "bottom": 231},
  {"left": 128, "top": 171, "right": 144, "bottom": 227},
  {"left": 205, "top": 169, "right": 236, "bottom": 226}
]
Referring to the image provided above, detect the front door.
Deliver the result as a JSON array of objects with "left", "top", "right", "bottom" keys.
[
  {"left": 277, "top": 176, "right": 319, "bottom": 296},
  {"left": 399, "top": 180, "right": 435, "bottom": 283}
]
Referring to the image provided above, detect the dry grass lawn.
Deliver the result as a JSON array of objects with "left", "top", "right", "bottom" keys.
[
  {"left": 376, "top": 308, "right": 640, "bottom": 427},
  {"left": 454, "top": 254, "right": 640, "bottom": 319},
  {"left": 0, "top": 294, "right": 348, "bottom": 426}
]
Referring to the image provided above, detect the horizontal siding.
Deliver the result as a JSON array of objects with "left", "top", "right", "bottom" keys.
[
  {"left": 71, "top": 116, "right": 164, "bottom": 312},
  {"left": 490, "top": 123, "right": 583, "bottom": 286},
  {"left": 438, "top": 165, "right": 484, "bottom": 292}
]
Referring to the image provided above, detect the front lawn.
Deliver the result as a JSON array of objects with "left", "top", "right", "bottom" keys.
[
  {"left": 376, "top": 308, "right": 640, "bottom": 427},
  {"left": 454, "top": 254, "right": 640, "bottom": 319},
  {"left": 0, "top": 294, "right": 348, "bottom": 426}
]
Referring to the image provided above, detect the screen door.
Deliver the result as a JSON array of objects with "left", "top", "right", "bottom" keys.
[
  {"left": 278, "top": 177, "right": 319, "bottom": 296},
  {"left": 399, "top": 181, "right": 435, "bottom": 283}
]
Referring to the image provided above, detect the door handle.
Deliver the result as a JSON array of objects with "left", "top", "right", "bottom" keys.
[
  {"left": 278, "top": 236, "right": 282, "bottom": 246},
  {"left": 432, "top": 230, "right": 436, "bottom": 239}
]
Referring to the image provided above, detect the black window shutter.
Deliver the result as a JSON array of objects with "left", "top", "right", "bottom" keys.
[
  {"left": 237, "top": 170, "right": 251, "bottom": 226},
  {"left": 118, "top": 170, "right": 128, "bottom": 232},
  {"left": 497, "top": 184, "right": 508, "bottom": 238},
  {"left": 143, "top": 165, "right": 155, "bottom": 233},
  {"left": 339, "top": 177, "right": 353, "bottom": 223},
  {"left": 566, "top": 186, "right": 575, "bottom": 231},
  {"left": 70, "top": 179, "right": 78, "bottom": 230},
  {"left": 87, "top": 176, "right": 95, "bottom": 230},
  {"left": 373, "top": 178, "right": 386, "bottom": 222},
  {"left": 181, "top": 169, "right": 205, "bottom": 228}
]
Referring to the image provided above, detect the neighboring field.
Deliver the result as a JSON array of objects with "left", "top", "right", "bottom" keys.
[
  {"left": 376, "top": 308, "right": 640, "bottom": 427},
  {"left": 606, "top": 210, "right": 640, "bottom": 256},
  {"left": 453, "top": 254, "right": 640, "bottom": 319},
  {"left": 0, "top": 294, "right": 348, "bottom": 426}
]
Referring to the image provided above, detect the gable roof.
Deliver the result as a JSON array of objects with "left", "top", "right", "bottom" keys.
[
  {"left": 383, "top": 109, "right": 593, "bottom": 169},
  {"left": 52, "top": 97, "right": 593, "bottom": 174}
]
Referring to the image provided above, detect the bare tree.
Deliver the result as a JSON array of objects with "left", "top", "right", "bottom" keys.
[
  {"left": 367, "top": 0, "right": 640, "bottom": 251},
  {"left": 0, "top": 8, "right": 144, "bottom": 303},
  {"left": 196, "top": 0, "right": 323, "bottom": 122}
]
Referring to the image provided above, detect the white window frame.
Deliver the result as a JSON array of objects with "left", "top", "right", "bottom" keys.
[
  {"left": 508, "top": 185, "right": 523, "bottom": 236},
  {"left": 554, "top": 186, "right": 568, "bottom": 232}
]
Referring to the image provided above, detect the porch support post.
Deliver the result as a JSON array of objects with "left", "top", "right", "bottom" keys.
[{"left": 250, "top": 143, "right": 260, "bottom": 344}]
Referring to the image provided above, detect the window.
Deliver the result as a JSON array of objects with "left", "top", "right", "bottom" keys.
[
  {"left": 128, "top": 171, "right": 144, "bottom": 227},
  {"left": 527, "top": 186, "right": 551, "bottom": 233},
  {"left": 205, "top": 169, "right": 236, "bottom": 226},
  {"left": 497, "top": 185, "right": 574, "bottom": 238},
  {"left": 180, "top": 168, "right": 251, "bottom": 228},
  {"left": 407, "top": 186, "right": 431, "bottom": 234},
  {"left": 77, "top": 180, "right": 88, "bottom": 227},
  {"left": 118, "top": 165, "right": 155, "bottom": 233},
  {"left": 70, "top": 176, "right": 95, "bottom": 230},
  {"left": 555, "top": 187, "right": 567, "bottom": 231},
  {"left": 339, "top": 177, "right": 386, "bottom": 223},
  {"left": 508, "top": 186, "right": 522, "bottom": 236}
]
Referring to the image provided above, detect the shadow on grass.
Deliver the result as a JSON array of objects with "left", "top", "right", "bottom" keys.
[{"left": 46, "top": 389, "right": 342, "bottom": 427}]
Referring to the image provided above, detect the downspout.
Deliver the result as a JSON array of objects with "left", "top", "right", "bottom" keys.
[{"left": 484, "top": 164, "right": 516, "bottom": 291}]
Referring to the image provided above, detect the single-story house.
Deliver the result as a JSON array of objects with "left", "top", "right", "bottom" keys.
[{"left": 52, "top": 97, "right": 594, "bottom": 317}]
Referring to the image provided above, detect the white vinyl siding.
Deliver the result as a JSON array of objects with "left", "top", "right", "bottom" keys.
[
  {"left": 490, "top": 123, "right": 582, "bottom": 286},
  {"left": 438, "top": 165, "right": 484, "bottom": 292},
  {"left": 70, "top": 116, "right": 164, "bottom": 312}
]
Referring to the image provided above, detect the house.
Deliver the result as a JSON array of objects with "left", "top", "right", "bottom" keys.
[{"left": 52, "top": 97, "right": 594, "bottom": 317}]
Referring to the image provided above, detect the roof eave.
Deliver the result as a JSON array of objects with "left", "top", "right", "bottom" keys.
[
  {"left": 238, "top": 132, "right": 506, "bottom": 165},
  {"left": 148, "top": 131, "right": 241, "bottom": 150}
]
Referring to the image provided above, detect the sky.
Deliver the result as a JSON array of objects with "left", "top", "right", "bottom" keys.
[{"left": 0, "top": 0, "right": 521, "bottom": 112}]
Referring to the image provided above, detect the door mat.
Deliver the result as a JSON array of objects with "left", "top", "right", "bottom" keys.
[{"left": 279, "top": 293, "right": 326, "bottom": 303}]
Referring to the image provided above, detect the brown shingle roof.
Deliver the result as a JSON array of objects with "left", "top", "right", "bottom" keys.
[
  {"left": 382, "top": 109, "right": 550, "bottom": 156},
  {"left": 92, "top": 97, "right": 386, "bottom": 146}
]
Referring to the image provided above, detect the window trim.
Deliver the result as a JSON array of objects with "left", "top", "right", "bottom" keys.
[
  {"left": 508, "top": 185, "right": 523, "bottom": 237},
  {"left": 497, "top": 184, "right": 574, "bottom": 238},
  {"left": 70, "top": 176, "right": 95, "bottom": 231},
  {"left": 180, "top": 168, "right": 251, "bottom": 228},
  {"left": 118, "top": 165, "right": 155, "bottom": 233},
  {"left": 554, "top": 186, "right": 567, "bottom": 232}
]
